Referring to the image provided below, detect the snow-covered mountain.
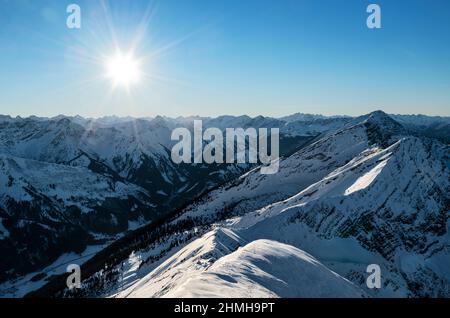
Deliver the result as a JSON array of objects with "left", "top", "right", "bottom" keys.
[
  {"left": 22, "top": 110, "right": 450, "bottom": 298},
  {"left": 230, "top": 136, "right": 450, "bottom": 297},
  {"left": 391, "top": 114, "right": 450, "bottom": 144},
  {"left": 0, "top": 117, "right": 249, "bottom": 285},
  {"left": 1, "top": 112, "right": 351, "bottom": 295},
  {"left": 2, "top": 110, "right": 449, "bottom": 297}
]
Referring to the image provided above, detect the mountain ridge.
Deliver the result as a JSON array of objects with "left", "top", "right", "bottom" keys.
[{"left": 18, "top": 110, "right": 450, "bottom": 298}]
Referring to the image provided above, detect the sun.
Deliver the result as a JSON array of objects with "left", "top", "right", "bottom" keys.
[{"left": 105, "top": 51, "right": 142, "bottom": 88}]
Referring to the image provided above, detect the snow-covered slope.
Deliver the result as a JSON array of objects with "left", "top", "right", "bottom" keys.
[
  {"left": 0, "top": 152, "right": 157, "bottom": 282},
  {"left": 167, "top": 239, "right": 363, "bottom": 298},
  {"left": 229, "top": 136, "right": 450, "bottom": 297},
  {"left": 0, "top": 153, "right": 149, "bottom": 210},
  {"left": 117, "top": 229, "right": 363, "bottom": 298}
]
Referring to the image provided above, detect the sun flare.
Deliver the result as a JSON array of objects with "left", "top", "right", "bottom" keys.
[{"left": 105, "top": 51, "right": 142, "bottom": 88}]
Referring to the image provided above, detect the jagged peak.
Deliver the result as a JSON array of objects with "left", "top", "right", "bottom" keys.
[
  {"left": 150, "top": 115, "right": 168, "bottom": 125},
  {"left": 365, "top": 110, "right": 398, "bottom": 125},
  {"left": 329, "top": 111, "right": 404, "bottom": 148}
]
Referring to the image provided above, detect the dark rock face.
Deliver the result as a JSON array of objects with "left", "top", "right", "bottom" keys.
[{"left": 363, "top": 111, "right": 406, "bottom": 147}]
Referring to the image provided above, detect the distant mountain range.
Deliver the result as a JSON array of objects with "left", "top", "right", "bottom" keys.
[{"left": 0, "top": 111, "right": 449, "bottom": 297}]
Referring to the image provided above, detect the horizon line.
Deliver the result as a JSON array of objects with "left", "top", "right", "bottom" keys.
[{"left": 1, "top": 110, "right": 450, "bottom": 121}]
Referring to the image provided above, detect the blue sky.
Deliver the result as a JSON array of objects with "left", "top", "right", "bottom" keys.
[{"left": 0, "top": 0, "right": 449, "bottom": 117}]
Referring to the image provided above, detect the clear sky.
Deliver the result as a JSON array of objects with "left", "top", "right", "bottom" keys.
[{"left": 0, "top": 0, "right": 449, "bottom": 118}]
